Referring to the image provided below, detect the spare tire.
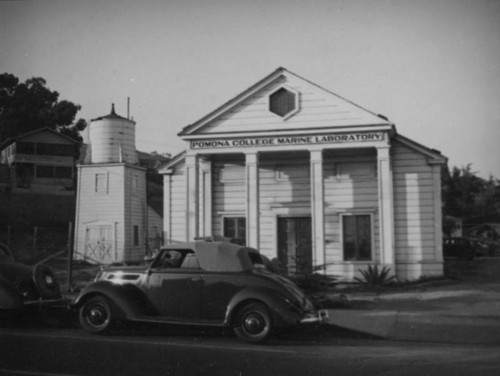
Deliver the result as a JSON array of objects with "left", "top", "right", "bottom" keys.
[{"left": 33, "top": 264, "right": 61, "bottom": 299}]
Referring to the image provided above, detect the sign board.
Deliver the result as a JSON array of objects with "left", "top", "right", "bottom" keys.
[{"left": 190, "top": 132, "right": 384, "bottom": 150}]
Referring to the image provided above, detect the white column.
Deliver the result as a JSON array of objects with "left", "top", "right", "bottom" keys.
[
  {"left": 310, "top": 150, "right": 325, "bottom": 268},
  {"left": 245, "top": 152, "right": 259, "bottom": 248},
  {"left": 432, "top": 164, "right": 444, "bottom": 262},
  {"left": 163, "top": 174, "right": 172, "bottom": 244},
  {"left": 199, "top": 158, "right": 212, "bottom": 238},
  {"left": 377, "top": 146, "right": 395, "bottom": 267},
  {"left": 185, "top": 154, "right": 199, "bottom": 241}
]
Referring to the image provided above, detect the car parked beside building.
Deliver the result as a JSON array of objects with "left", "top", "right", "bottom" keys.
[{"left": 73, "top": 241, "right": 327, "bottom": 343}]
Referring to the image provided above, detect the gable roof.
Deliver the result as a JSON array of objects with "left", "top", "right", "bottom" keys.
[
  {"left": 158, "top": 150, "right": 186, "bottom": 174},
  {"left": 395, "top": 134, "right": 447, "bottom": 165},
  {"left": 0, "top": 127, "right": 79, "bottom": 150},
  {"left": 179, "top": 67, "right": 393, "bottom": 139}
]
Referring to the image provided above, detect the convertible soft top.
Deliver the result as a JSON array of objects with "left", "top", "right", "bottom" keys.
[{"left": 166, "top": 241, "right": 261, "bottom": 272}]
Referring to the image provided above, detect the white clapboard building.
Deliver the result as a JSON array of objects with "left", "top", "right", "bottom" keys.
[
  {"left": 160, "top": 68, "right": 447, "bottom": 281},
  {"left": 74, "top": 105, "right": 161, "bottom": 264}
]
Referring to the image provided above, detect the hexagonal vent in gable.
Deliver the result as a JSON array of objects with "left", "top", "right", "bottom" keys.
[{"left": 269, "top": 86, "right": 299, "bottom": 119}]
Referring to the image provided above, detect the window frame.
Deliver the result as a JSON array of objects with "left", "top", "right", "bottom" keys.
[
  {"left": 95, "top": 172, "right": 108, "bottom": 194},
  {"left": 268, "top": 85, "right": 300, "bottom": 120},
  {"left": 223, "top": 216, "right": 247, "bottom": 246},
  {"left": 133, "top": 225, "right": 140, "bottom": 247},
  {"left": 340, "top": 213, "right": 374, "bottom": 262}
]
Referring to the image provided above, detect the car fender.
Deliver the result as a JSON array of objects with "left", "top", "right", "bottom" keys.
[
  {"left": 0, "top": 282, "right": 23, "bottom": 310},
  {"left": 72, "top": 281, "right": 157, "bottom": 319},
  {"left": 226, "top": 287, "right": 301, "bottom": 327}
]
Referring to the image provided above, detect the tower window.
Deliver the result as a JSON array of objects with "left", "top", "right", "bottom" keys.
[{"left": 95, "top": 173, "right": 108, "bottom": 194}]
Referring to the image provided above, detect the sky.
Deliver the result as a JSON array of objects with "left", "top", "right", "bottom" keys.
[{"left": 1, "top": 0, "right": 500, "bottom": 178}]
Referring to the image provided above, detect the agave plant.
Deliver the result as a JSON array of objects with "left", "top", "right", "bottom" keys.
[{"left": 354, "top": 264, "right": 396, "bottom": 287}]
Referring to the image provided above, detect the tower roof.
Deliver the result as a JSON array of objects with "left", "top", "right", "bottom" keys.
[{"left": 91, "top": 103, "right": 134, "bottom": 123}]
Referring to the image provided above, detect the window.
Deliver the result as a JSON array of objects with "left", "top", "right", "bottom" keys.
[
  {"left": 269, "top": 87, "right": 298, "bottom": 118},
  {"left": 342, "top": 214, "right": 372, "bottom": 261},
  {"left": 16, "top": 163, "right": 34, "bottom": 186},
  {"left": 51, "top": 144, "right": 74, "bottom": 157},
  {"left": 36, "top": 143, "right": 74, "bottom": 156},
  {"left": 36, "top": 165, "right": 54, "bottom": 178},
  {"left": 16, "top": 142, "right": 35, "bottom": 154},
  {"left": 153, "top": 250, "right": 191, "bottom": 269},
  {"left": 132, "top": 174, "right": 139, "bottom": 192},
  {"left": 133, "top": 225, "right": 140, "bottom": 247},
  {"left": 223, "top": 217, "right": 246, "bottom": 245},
  {"left": 16, "top": 163, "right": 35, "bottom": 178},
  {"left": 54, "top": 166, "right": 73, "bottom": 179},
  {"left": 95, "top": 173, "right": 108, "bottom": 193}
]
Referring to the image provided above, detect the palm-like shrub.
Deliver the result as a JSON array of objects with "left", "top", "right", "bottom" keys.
[{"left": 354, "top": 264, "right": 396, "bottom": 287}]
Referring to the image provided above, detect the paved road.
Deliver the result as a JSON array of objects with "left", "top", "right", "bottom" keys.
[{"left": 1, "top": 321, "right": 499, "bottom": 376}]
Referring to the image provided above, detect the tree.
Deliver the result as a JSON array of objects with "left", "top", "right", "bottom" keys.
[
  {"left": 0, "top": 73, "right": 87, "bottom": 144},
  {"left": 442, "top": 164, "right": 500, "bottom": 222}
]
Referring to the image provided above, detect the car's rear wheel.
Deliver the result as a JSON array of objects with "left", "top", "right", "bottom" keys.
[
  {"left": 79, "top": 296, "right": 114, "bottom": 334},
  {"left": 233, "top": 302, "right": 272, "bottom": 343}
]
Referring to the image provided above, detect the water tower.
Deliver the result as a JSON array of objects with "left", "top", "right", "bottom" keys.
[
  {"left": 88, "top": 103, "right": 138, "bottom": 165},
  {"left": 74, "top": 104, "right": 148, "bottom": 264}
]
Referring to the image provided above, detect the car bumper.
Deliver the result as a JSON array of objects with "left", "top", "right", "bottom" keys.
[{"left": 300, "top": 309, "right": 329, "bottom": 324}]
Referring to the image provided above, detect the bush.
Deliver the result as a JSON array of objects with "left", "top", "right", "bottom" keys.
[{"left": 354, "top": 264, "right": 396, "bottom": 287}]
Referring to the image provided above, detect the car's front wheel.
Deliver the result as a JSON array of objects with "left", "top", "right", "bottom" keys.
[
  {"left": 233, "top": 302, "right": 272, "bottom": 343},
  {"left": 79, "top": 296, "right": 114, "bottom": 334}
]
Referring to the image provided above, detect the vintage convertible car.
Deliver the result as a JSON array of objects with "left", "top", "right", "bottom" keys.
[
  {"left": 73, "top": 241, "right": 327, "bottom": 342},
  {"left": 0, "top": 243, "right": 64, "bottom": 316}
]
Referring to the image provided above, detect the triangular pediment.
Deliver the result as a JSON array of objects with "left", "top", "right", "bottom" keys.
[{"left": 179, "top": 68, "right": 392, "bottom": 139}]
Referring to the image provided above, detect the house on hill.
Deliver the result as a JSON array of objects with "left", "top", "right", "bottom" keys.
[
  {"left": 160, "top": 67, "right": 448, "bottom": 282},
  {"left": 0, "top": 127, "right": 79, "bottom": 195}
]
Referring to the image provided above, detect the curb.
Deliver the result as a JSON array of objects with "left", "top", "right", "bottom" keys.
[{"left": 327, "top": 309, "right": 500, "bottom": 345}]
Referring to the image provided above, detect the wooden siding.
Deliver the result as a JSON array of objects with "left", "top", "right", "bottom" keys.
[
  {"left": 323, "top": 152, "right": 380, "bottom": 264},
  {"left": 209, "top": 152, "right": 383, "bottom": 264},
  {"left": 212, "top": 160, "right": 246, "bottom": 239},
  {"left": 74, "top": 165, "right": 125, "bottom": 262},
  {"left": 201, "top": 75, "right": 385, "bottom": 134},
  {"left": 258, "top": 156, "right": 311, "bottom": 259},
  {"left": 74, "top": 164, "right": 150, "bottom": 263},
  {"left": 392, "top": 141, "right": 438, "bottom": 263},
  {"left": 169, "top": 161, "right": 188, "bottom": 242},
  {"left": 123, "top": 167, "right": 147, "bottom": 261}
]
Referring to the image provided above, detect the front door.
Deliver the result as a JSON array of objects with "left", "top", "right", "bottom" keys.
[{"left": 278, "top": 217, "right": 312, "bottom": 276}]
